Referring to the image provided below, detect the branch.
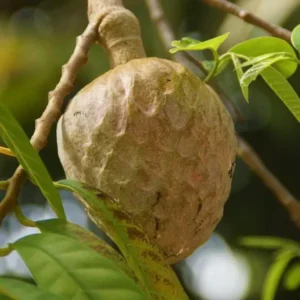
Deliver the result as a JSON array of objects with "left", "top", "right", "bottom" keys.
[
  {"left": 145, "top": 0, "right": 300, "bottom": 228},
  {"left": 0, "top": 20, "right": 100, "bottom": 224},
  {"left": 238, "top": 138, "right": 300, "bottom": 228},
  {"left": 200, "top": 0, "right": 291, "bottom": 43}
]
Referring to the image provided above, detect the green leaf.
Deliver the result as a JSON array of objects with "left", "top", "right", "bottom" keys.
[
  {"left": 230, "top": 53, "right": 249, "bottom": 101},
  {"left": 170, "top": 32, "right": 229, "bottom": 54},
  {"left": 239, "top": 236, "right": 300, "bottom": 251},
  {"left": 37, "top": 219, "right": 136, "bottom": 281},
  {"left": 262, "top": 250, "right": 296, "bottom": 300},
  {"left": 229, "top": 36, "right": 298, "bottom": 78},
  {"left": 240, "top": 52, "right": 295, "bottom": 68},
  {"left": 0, "top": 277, "right": 62, "bottom": 300},
  {"left": 240, "top": 56, "right": 291, "bottom": 97},
  {"left": 0, "top": 102, "right": 65, "bottom": 219},
  {"left": 55, "top": 180, "right": 189, "bottom": 300},
  {"left": 291, "top": 24, "right": 300, "bottom": 52},
  {"left": 284, "top": 263, "right": 300, "bottom": 291},
  {"left": 12, "top": 232, "right": 145, "bottom": 300},
  {"left": 261, "top": 67, "right": 300, "bottom": 122}
]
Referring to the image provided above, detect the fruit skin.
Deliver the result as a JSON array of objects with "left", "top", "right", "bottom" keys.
[{"left": 57, "top": 57, "right": 237, "bottom": 264}]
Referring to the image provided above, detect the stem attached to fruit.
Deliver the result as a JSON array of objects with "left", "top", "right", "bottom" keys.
[{"left": 88, "top": 0, "right": 146, "bottom": 68}]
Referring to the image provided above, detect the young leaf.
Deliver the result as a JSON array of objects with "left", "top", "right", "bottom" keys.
[
  {"left": 36, "top": 219, "right": 136, "bottom": 281},
  {"left": 229, "top": 37, "right": 298, "bottom": 78},
  {"left": 239, "top": 236, "right": 300, "bottom": 250},
  {"left": 283, "top": 263, "right": 300, "bottom": 291},
  {"left": 0, "top": 277, "right": 62, "bottom": 300},
  {"left": 261, "top": 67, "right": 300, "bottom": 122},
  {"left": 55, "top": 180, "right": 189, "bottom": 300},
  {"left": 170, "top": 32, "right": 229, "bottom": 54},
  {"left": 230, "top": 53, "right": 249, "bottom": 101},
  {"left": 12, "top": 232, "right": 145, "bottom": 300},
  {"left": 240, "top": 52, "right": 295, "bottom": 68},
  {"left": 291, "top": 24, "right": 300, "bottom": 52},
  {"left": 262, "top": 250, "right": 296, "bottom": 300},
  {"left": 0, "top": 102, "right": 65, "bottom": 219},
  {"left": 240, "top": 56, "right": 291, "bottom": 94}
]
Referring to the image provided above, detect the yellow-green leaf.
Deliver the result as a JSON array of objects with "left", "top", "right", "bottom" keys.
[
  {"left": 170, "top": 32, "right": 229, "bottom": 54},
  {"left": 261, "top": 67, "right": 300, "bottom": 122},
  {"left": 229, "top": 37, "right": 297, "bottom": 78},
  {"left": 0, "top": 102, "right": 65, "bottom": 219}
]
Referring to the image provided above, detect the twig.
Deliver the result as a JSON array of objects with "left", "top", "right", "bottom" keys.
[
  {"left": 145, "top": 0, "right": 300, "bottom": 228},
  {"left": 238, "top": 138, "right": 300, "bottom": 228},
  {"left": 0, "top": 20, "right": 100, "bottom": 224},
  {"left": 200, "top": 0, "right": 291, "bottom": 43}
]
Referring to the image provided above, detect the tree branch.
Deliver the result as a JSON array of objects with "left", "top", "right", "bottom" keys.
[
  {"left": 145, "top": 0, "right": 300, "bottom": 228},
  {"left": 200, "top": 0, "right": 291, "bottom": 43},
  {"left": 0, "top": 20, "right": 100, "bottom": 224}
]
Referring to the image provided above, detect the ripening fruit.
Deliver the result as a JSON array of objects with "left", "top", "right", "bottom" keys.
[{"left": 56, "top": 57, "right": 236, "bottom": 263}]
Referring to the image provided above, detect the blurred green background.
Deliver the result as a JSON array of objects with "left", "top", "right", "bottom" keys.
[{"left": 1, "top": 0, "right": 300, "bottom": 299}]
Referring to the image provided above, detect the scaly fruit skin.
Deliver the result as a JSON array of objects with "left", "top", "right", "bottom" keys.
[{"left": 57, "top": 57, "right": 237, "bottom": 263}]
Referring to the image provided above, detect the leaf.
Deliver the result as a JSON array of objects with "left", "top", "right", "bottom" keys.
[
  {"left": 262, "top": 250, "right": 296, "bottom": 300},
  {"left": 240, "top": 56, "right": 291, "bottom": 96},
  {"left": 202, "top": 60, "right": 215, "bottom": 72},
  {"left": 229, "top": 36, "right": 298, "bottom": 78},
  {"left": 283, "top": 263, "right": 300, "bottom": 291},
  {"left": 55, "top": 180, "right": 189, "bottom": 300},
  {"left": 291, "top": 24, "right": 300, "bottom": 52},
  {"left": 36, "top": 219, "right": 136, "bottom": 281},
  {"left": 12, "top": 232, "right": 145, "bottom": 300},
  {"left": 261, "top": 67, "right": 300, "bottom": 122},
  {"left": 240, "top": 52, "right": 294, "bottom": 68},
  {"left": 239, "top": 236, "right": 300, "bottom": 250},
  {"left": 230, "top": 53, "right": 249, "bottom": 101},
  {"left": 0, "top": 102, "right": 65, "bottom": 219},
  {"left": 0, "top": 277, "right": 62, "bottom": 300},
  {"left": 170, "top": 32, "right": 229, "bottom": 54}
]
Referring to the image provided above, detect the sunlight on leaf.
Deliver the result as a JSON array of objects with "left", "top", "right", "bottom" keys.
[
  {"left": 291, "top": 24, "right": 300, "bottom": 52},
  {"left": 261, "top": 67, "right": 300, "bottom": 122},
  {"left": 0, "top": 102, "right": 66, "bottom": 219},
  {"left": 170, "top": 32, "right": 229, "bottom": 54}
]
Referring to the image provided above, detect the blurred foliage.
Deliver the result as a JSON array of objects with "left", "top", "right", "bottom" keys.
[{"left": 1, "top": 0, "right": 300, "bottom": 299}]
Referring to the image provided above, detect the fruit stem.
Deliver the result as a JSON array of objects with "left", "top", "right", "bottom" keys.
[{"left": 87, "top": 0, "right": 146, "bottom": 68}]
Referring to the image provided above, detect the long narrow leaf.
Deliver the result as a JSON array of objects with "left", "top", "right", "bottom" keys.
[
  {"left": 230, "top": 53, "right": 249, "bottom": 101},
  {"left": 55, "top": 180, "right": 188, "bottom": 300},
  {"left": 261, "top": 67, "right": 300, "bottom": 122},
  {"left": 12, "top": 232, "right": 145, "bottom": 300},
  {"left": 0, "top": 102, "right": 65, "bottom": 219},
  {"left": 239, "top": 236, "right": 300, "bottom": 250}
]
